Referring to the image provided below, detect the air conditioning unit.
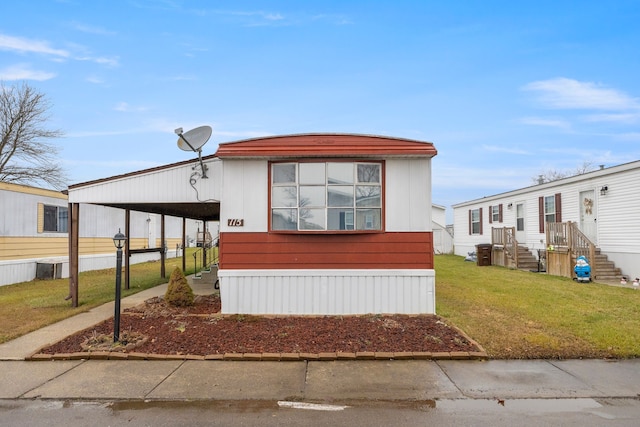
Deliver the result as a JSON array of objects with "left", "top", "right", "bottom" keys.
[{"left": 36, "top": 262, "right": 63, "bottom": 280}]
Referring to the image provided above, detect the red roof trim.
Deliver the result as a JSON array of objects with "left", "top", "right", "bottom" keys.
[{"left": 214, "top": 133, "right": 437, "bottom": 158}]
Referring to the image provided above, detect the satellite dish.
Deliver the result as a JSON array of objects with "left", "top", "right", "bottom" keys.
[
  {"left": 175, "top": 125, "right": 212, "bottom": 178},
  {"left": 176, "top": 125, "right": 212, "bottom": 152}
]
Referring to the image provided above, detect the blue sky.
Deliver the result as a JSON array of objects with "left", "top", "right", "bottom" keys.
[{"left": 2, "top": 1, "right": 640, "bottom": 221}]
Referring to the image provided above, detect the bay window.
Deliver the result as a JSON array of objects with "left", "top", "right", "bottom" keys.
[{"left": 271, "top": 162, "right": 382, "bottom": 231}]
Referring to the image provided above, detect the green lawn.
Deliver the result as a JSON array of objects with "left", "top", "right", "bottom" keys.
[
  {"left": 0, "top": 250, "right": 202, "bottom": 344},
  {"left": 435, "top": 254, "right": 640, "bottom": 359},
  {"left": 2, "top": 252, "right": 639, "bottom": 359}
]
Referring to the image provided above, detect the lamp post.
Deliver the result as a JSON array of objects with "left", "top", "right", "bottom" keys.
[{"left": 113, "top": 229, "right": 126, "bottom": 343}]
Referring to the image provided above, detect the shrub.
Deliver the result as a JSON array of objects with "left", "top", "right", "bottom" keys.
[{"left": 164, "top": 267, "right": 194, "bottom": 306}]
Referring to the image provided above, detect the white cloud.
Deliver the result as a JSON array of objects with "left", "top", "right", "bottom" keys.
[
  {"left": 518, "top": 116, "right": 572, "bottom": 130},
  {"left": 522, "top": 77, "right": 640, "bottom": 110},
  {"left": 584, "top": 112, "right": 640, "bottom": 124},
  {"left": 482, "top": 145, "right": 532, "bottom": 155},
  {"left": 86, "top": 75, "right": 105, "bottom": 84},
  {"left": 0, "top": 63, "right": 56, "bottom": 81},
  {"left": 613, "top": 132, "right": 640, "bottom": 141},
  {"left": 70, "top": 22, "right": 116, "bottom": 36},
  {"left": 0, "top": 33, "right": 70, "bottom": 58},
  {"left": 114, "top": 102, "right": 148, "bottom": 112},
  {"left": 77, "top": 55, "right": 120, "bottom": 67},
  {"left": 0, "top": 32, "right": 118, "bottom": 66}
]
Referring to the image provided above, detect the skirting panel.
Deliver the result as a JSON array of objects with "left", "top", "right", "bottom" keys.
[{"left": 218, "top": 269, "right": 436, "bottom": 315}]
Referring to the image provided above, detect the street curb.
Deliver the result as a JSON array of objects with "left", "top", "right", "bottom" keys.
[{"left": 25, "top": 349, "right": 488, "bottom": 361}]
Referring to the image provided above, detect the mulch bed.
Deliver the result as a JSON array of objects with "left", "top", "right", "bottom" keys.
[{"left": 33, "top": 295, "right": 485, "bottom": 359}]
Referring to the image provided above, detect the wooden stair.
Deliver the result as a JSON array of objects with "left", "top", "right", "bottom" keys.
[
  {"left": 516, "top": 246, "right": 543, "bottom": 271},
  {"left": 592, "top": 250, "right": 623, "bottom": 281}
]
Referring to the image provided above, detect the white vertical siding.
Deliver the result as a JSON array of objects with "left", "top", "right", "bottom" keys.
[
  {"left": 0, "top": 250, "right": 182, "bottom": 287},
  {"left": 219, "top": 269, "right": 436, "bottom": 315},
  {"left": 386, "top": 158, "right": 432, "bottom": 231},
  {"left": 219, "top": 159, "right": 268, "bottom": 233},
  {"left": 68, "top": 159, "right": 222, "bottom": 204}
]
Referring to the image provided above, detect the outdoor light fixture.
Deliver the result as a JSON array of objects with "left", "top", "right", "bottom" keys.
[
  {"left": 113, "top": 229, "right": 126, "bottom": 342},
  {"left": 113, "top": 229, "right": 126, "bottom": 249},
  {"left": 600, "top": 185, "right": 608, "bottom": 196}
]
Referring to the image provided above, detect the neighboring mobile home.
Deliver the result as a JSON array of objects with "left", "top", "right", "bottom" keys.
[
  {"left": 432, "top": 203, "right": 453, "bottom": 254},
  {"left": 0, "top": 181, "right": 199, "bottom": 287},
  {"left": 67, "top": 133, "right": 438, "bottom": 315},
  {"left": 452, "top": 161, "right": 640, "bottom": 281}
]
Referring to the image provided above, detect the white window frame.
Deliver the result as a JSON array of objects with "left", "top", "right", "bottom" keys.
[
  {"left": 43, "top": 205, "right": 68, "bottom": 233},
  {"left": 471, "top": 208, "right": 481, "bottom": 235},
  {"left": 271, "top": 161, "right": 383, "bottom": 232},
  {"left": 544, "top": 195, "right": 556, "bottom": 224}
]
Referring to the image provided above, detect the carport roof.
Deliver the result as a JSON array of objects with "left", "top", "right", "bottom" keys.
[{"left": 67, "top": 156, "right": 221, "bottom": 221}]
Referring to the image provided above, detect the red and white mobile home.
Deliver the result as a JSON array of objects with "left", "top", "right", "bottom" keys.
[{"left": 67, "top": 133, "right": 438, "bottom": 315}]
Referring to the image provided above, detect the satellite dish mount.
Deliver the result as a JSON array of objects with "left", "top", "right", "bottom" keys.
[{"left": 175, "top": 125, "right": 212, "bottom": 178}]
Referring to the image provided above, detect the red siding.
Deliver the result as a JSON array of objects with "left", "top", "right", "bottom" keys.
[{"left": 219, "top": 232, "right": 434, "bottom": 270}]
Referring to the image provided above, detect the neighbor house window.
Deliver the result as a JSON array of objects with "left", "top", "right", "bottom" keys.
[
  {"left": 538, "top": 194, "right": 562, "bottom": 233},
  {"left": 271, "top": 162, "right": 382, "bottom": 231},
  {"left": 516, "top": 203, "right": 525, "bottom": 232},
  {"left": 469, "top": 208, "right": 482, "bottom": 235},
  {"left": 544, "top": 196, "right": 556, "bottom": 224},
  {"left": 489, "top": 204, "right": 502, "bottom": 223},
  {"left": 42, "top": 205, "right": 68, "bottom": 233}
]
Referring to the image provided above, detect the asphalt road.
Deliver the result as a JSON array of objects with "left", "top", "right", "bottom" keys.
[{"left": 2, "top": 398, "right": 639, "bottom": 426}]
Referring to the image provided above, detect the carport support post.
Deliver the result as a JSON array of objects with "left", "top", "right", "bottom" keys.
[
  {"left": 161, "top": 214, "right": 166, "bottom": 278},
  {"left": 125, "top": 209, "right": 131, "bottom": 290},
  {"left": 181, "top": 217, "right": 186, "bottom": 272},
  {"left": 67, "top": 203, "right": 79, "bottom": 307}
]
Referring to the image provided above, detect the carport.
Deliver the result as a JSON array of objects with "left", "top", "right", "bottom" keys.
[{"left": 66, "top": 156, "right": 221, "bottom": 307}]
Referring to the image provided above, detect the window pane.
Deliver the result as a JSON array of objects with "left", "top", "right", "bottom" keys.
[
  {"left": 328, "top": 185, "right": 353, "bottom": 207},
  {"left": 299, "top": 163, "right": 325, "bottom": 185},
  {"left": 58, "top": 208, "right": 68, "bottom": 232},
  {"left": 356, "top": 186, "right": 381, "bottom": 207},
  {"left": 44, "top": 205, "right": 57, "bottom": 232},
  {"left": 544, "top": 196, "right": 555, "bottom": 215},
  {"left": 357, "top": 164, "right": 380, "bottom": 183},
  {"left": 272, "top": 186, "right": 297, "bottom": 207},
  {"left": 299, "top": 186, "right": 325, "bottom": 207},
  {"left": 299, "top": 208, "right": 325, "bottom": 230},
  {"left": 272, "top": 209, "right": 297, "bottom": 230},
  {"left": 327, "top": 163, "right": 353, "bottom": 184},
  {"left": 356, "top": 208, "right": 381, "bottom": 230},
  {"left": 328, "top": 208, "right": 354, "bottom": 230},
  {"left": 471, "top": 209, "right": 479, "bottom": 222},
  {"left": 472, "top": 222, "right": 480, "bottom": 234},
  {"left": 273, "top": 163, "right": 296, "bottom": 184}
]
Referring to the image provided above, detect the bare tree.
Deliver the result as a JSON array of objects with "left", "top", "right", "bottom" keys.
[
  {"left": 533, "top": 161, "right": 596, "bottom": 184},
  {"left": 0, "top": 81, "right": 67, "bottom": 189}
]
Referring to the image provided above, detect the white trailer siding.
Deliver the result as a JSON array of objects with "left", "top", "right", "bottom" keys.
[
  {"left": 452, "top": 161, "right": 640, "bottom": 279},
  {"left": 219, "top": 159, "right": 268, "bottom": 234},
  {"left": 68, "top": 158, "right": 222, "bottom": 205}
]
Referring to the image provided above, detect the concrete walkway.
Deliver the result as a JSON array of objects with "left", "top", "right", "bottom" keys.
[{"left": 1, "top": 279, "right": 639, "bottom": 403}]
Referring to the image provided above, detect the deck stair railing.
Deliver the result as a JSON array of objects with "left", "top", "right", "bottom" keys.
[
  {"left": 545, "top": 221, "right": 596, "bottom": 279},
  {"left": 491, "top": 227, "right": 518, "bottom": 267},
  {"left": 192, "top": 235, "right": 220, "bottom": 283}
]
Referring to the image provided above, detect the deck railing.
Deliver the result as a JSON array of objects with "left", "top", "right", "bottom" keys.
[
  {"left": 545, "top": 221, "right": 596, "bottom": 279},
  {"left": 491, "top": 227, "right": 518, "bottom": 268}
]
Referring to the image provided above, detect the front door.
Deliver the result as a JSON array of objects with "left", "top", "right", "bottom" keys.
[
  {"left": 515, "top": 202, "right": 526, "bottom": 243},
  {"left": 579, "top": 190, "right": 597, "bottom": 243}
]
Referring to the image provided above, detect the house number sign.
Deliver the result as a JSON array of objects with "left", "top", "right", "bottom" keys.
[{"left": 227, "top": 219, "right": 244, "bottom": 227}]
